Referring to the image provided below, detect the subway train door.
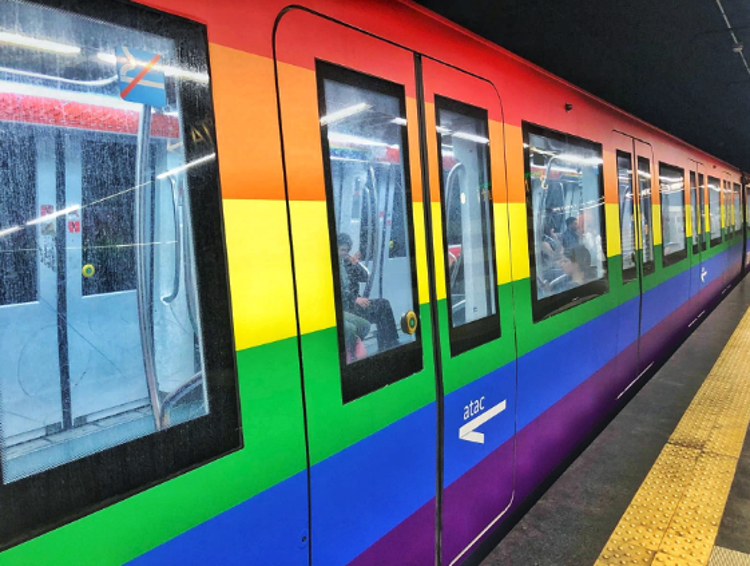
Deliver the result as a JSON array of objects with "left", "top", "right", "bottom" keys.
[
  {"left": 688, "top": 160, "right": 707, "bottom": 300},
  {"left": 612, "top": 133, "right": 655, "bottom": 386},
  {"left": 419, "top": 59, "right": 517, "bottom": 566},
  {"left": 275, "top": 11, "right": 440, "bottom": 566}
]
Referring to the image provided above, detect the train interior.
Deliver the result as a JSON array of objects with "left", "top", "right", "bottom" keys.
[{"left": 0, "top": 1, "right": 208, "bottom": 484}]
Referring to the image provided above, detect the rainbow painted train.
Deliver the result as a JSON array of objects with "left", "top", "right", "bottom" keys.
[{"left": 0, "top": 0, "right": 748, "bottom": 565}]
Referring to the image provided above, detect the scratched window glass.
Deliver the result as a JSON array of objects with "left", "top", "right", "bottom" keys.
[
  {"left": 0, "top": 0, "right": 213, "bottom": 483},
  {"left": 524, "top": 125, "right": 609, "bottom": 321},
  {"left": 708, "top": 176, "right": 722, "bottom": 244}
]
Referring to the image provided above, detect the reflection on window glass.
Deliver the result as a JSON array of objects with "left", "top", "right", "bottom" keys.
[
  {"left": 435, "top": 96, "right": 499, "bottom": 354},
  {"left": 659, "top": 163, "right": 687, "bottom": 265},
  {"left": 617, "top": 151, "right": 637, "bottom": 282},
  {"left": 318, "top": 64, "right": 419, "bottom": 374},
  {"left": 0, "top": 0, "right": 212, "bottom": 484},
  {"left": 734, "top": 183, "right": 742, "bottom": 232},
  {"left": 699, "top": 173, "right": 707, "bottom": 251},
  {"left": 723, "top": 181, "right": 732, "bottom": 237},
  {"left": 524, "top": 124, "right": 608, "bottom": 320},
  {"left": 708, "top": 176, "right": 722, "bottom": 244},
  {"left": 638, "top": 157, "right": 655, "bottom": 275},
  {"left": 690, "top": 171, "right": 701, "bottom": 254}
]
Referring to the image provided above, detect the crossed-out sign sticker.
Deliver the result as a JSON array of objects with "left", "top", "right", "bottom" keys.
[{"left": 115, "top": 46, "right": 167, "bottom": 107}]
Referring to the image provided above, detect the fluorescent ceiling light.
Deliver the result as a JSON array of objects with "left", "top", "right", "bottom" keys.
[
  {"left": 452, "top": 131, "right": 490, "bottom": 144},
  {"left": 327, "top": 132, "right": 396, "bottom": 149},
  {"left": 0, "top": 31, "right": 80, "bottom": 55},
  {"left": 96, "top": 52, "right": 209, "bottom": 83},
  {"left": 319, "top": 103, "right": 371, "bottom": 126},
  {"left": 26, "top": 205, "right": 80, "bottom": 226},
  {"left": 555, "top": 154, "right": 602, "bottom": 166},
  {"left": 390, "top": 117, "right": 407, "bottom": 126},
  {"left": 157, "top": 153, "right": 216, "bottom": 179},
  {"left": 0, "top": 226, "right": 21, "bottom": 238}
]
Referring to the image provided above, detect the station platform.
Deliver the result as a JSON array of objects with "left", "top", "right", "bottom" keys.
[{"left": 480, "top": 276, "right": 750, "bottom": 566}]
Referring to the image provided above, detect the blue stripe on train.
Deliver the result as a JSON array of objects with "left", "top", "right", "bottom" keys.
[{"left": 131, "top": 246, "right": 742, "bottom": 566}]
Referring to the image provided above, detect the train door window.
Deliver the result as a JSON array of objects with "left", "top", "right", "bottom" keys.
[
  {"left": 434, "top": 96, "right": 500, "bottom": 356},
  {"left": 617, "top": 151, "right": 637, "bottom": 283},
  {"left": 734, "top": 183, "right": 742, "bottom": 232},
  {"left": 723, "top": 181, "right": 731, "bottom": 238},
  {"left": 0, "top": 0, "right": 239, "bottom": 549},
  {"left": 699, "top": 173, "right": 707, "bottom": 251},
  {"left": 316, "top": 61, "right": 421, "bottom": 402},
  {"left": 690, "top": 171, "right": 700, "bottom": 254},
  {"left": 0, "top": 126, "right": 36, "bottom": 306},
  {"left": 708, "top": 176, "right": 722, "bottom": 245},
  {"left": 659, "top": 163, "right": 687, "bottom": 266},
  {"left": 637, "top": 157, "right": 655, "bottom": 275},
  {"left": 523, "top": 123, "right": 609, "bottom": 322}
]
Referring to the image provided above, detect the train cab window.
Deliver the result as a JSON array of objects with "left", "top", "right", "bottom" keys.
[
  {"left": 0, "top": 0, "right": 239, "bottom": 549},
  {"left": 659, "top": 163, "right": 687, "bottom": 266},
  {"left": 616, "top": 151, "right": 637, "bottom": 283},
  {"left": 0, "top": 127, "right": 36, "bottom": 306},
  {"left": 637, "top": 157, "right": 656, "bottom": 275},
  {"left": 699, "top": 173, "right": 707, "bottom": 251},
  {"left": 708, "top": 176, "right": 722, "bottom": 245},
  {"left": 734, "top": 183, "right": 742, "bottom": 233},
  {"left": 316, "top": 61, "right": 422, "bottom": 403},
  {"left": 435, "top": 96, "right": 500, "bottom": 356},
  {"left": 523, "top": 123, "right": 609, "bottom": 322}
]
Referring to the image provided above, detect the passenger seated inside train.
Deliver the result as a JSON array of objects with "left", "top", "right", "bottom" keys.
[
  {"left": 558, "top": 245, "right": 594, "bottom": 291},
  {"left": 337, "top": 233, "right": 401, "bottom": 358}
]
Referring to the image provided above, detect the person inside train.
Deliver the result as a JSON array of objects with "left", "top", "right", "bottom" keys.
[
  {"left": 344, "top": 312, "right": 370, "bottom": 361},
  {"left": 562, "top": 216, "right": 581, "bottom": 249},
  {"left": 557, "top": 245, "right": 593, "bottom": 291},
  {"left": 337, "top": 233, "right": 400, "bottom": 353}
]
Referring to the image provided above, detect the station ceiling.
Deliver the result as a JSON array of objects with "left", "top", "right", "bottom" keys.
[{"left": 414, "top": 0, "right": 750, "bottom": 173}]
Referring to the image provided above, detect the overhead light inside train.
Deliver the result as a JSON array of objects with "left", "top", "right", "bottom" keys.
[
  {"left": 327, "top": 132, "right": 397, "bottom": 149},
  {"left": 0, "top": 31, "right": 80, "bottom": 55},
  {"left": 452, "top": 131, "right": 490, "bottom": 144},
  {"left": 390, "top": 117, "right": 407, "bottom": 126},
  {"left": 96, "top": 52, "right": 209, "bottom": 83},
  {"left": 156, "top": 153, "right": 216, "bottom": 179},
  {"left": 0, "top": 226, "right": 21, "bottom": 238},
  {"left": 554, "top": 154, "right": 603, "bottom": 166},
  {"left": 319, "top": 102, "right": 371, "bottom": 126},
  {"left": 25, "top": 205, "right": 80, "bottom": 226}
]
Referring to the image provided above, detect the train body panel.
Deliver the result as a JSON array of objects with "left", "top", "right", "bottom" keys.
[{"left": 0, "top": 0, "right": 747, "bottom": 565}]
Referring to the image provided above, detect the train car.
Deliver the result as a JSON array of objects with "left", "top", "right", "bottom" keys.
[{"left": 0, "top": 0, "right": 748, "bottom": 564}]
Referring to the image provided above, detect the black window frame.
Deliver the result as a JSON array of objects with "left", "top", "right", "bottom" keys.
[
  {"left": 698, "top": 173, "right": 707, "bottom": 251},
  {"left": 616, "top": 150, "right": 638, "bottom": 284},
  {"left": 0, "top": 0, "right": 240, "bottom": 551},
  {"left": 315, "top": 60, "right": 423, "bottom": 404},
  {"left": 636, "top": 156, "right": 656, "bottom": 277},
  {"left": 658, "top": 162, "right": 688, "bottom": 267},
  {"left": 708, "top": 176, "right": 723, "bottom": 247},
  {"left": 522, "top": 122, "right": 610, "bottom": 323},
  {"left": 434, "top": 95, "right": 501, "bottom": 357},
  {"left": 690, "top": 170, "right": 700, "bottom": 255}
]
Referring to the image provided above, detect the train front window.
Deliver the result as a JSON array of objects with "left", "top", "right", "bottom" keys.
[
  {"left": 617, "top": 151, "right": 637, "bottom": 283},
  {"left": 659, "top": 163, "right": 687, "bottom": 266},
  {"left": 637, "top": 157, "right": 655, "bottom": 275},
  {"left": 0, "top": 0, "right": 239, "bottom": 549},
  {"left": 523, "top": 123, "right": 609, "bottom": 322},
  {"left": 708, "top": 176, "right": 722, "bottom": 245},
  {"left": 435, "top": 96, "right": 499, "bottom": 356},
  {"left": 316, "top": 61, "right": 422, "bottom": 403}
]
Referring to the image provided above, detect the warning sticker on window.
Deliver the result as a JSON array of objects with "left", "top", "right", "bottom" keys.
[{"left": 115, "top": 46, "right": 167, "bottom": 107}]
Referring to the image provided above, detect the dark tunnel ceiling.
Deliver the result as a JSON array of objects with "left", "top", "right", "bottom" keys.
[{"left": 413, "top": 0, "right": 750, "bottom": 172}]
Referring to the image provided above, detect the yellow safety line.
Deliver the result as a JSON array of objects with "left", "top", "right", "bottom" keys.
[{"left": 595, "top": 305, "right": 750, "bottom": 566}]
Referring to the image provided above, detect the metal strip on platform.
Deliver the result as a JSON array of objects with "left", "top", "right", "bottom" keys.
[{"left": 595, "top": 305, "right": 750, "bottom": 566}]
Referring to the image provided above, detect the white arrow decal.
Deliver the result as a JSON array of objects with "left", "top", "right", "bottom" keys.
[
  {"left": 701, "top": 267, "right": 707, "bottom": 283},
  {"left": 459, "top": 400, "right": 507, "bottom": 444}
]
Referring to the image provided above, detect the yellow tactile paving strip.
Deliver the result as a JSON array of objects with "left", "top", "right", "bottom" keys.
[{"left": 595, "top": 306, "right": 750, "bottom": 566}]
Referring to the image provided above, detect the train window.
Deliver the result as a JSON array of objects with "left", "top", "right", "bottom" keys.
[
  {"left": 708, "top": 176, "right": 722, "bottom": 245},
  {"left": 523, "top": 123, "right": 609, "bottom": 322},
  {"left": 659, "top": 163, "right": 687, "bottom": 266},
  {"left": 699, "top": 173, "right": 707, "bottom": 251},
  {"left": 316, "top": 61, "right": 422, "bottom": 403},
  {"left": 616, "top": 151, "right": 637, "bottom": 284},
  {"left": 0, "top": 126, "right": 37, "bottom": 306},
  {"left": 734, "top": 183, "right": 742, "bottom": 232},
  {"left": 637, "top": 157, "right": 656, "bottom": 275},
  {"left": 0, "top": 0, "right": 239, "bottom": 549},
  {"left": 723, "top": 181, "right": 732, "bottom": 238},
  {"left": 690, "top": 171, "right": 702, "bottom": 254},
  {"left": 435, "top": 96, "right": 500, "bottom": 356}
]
